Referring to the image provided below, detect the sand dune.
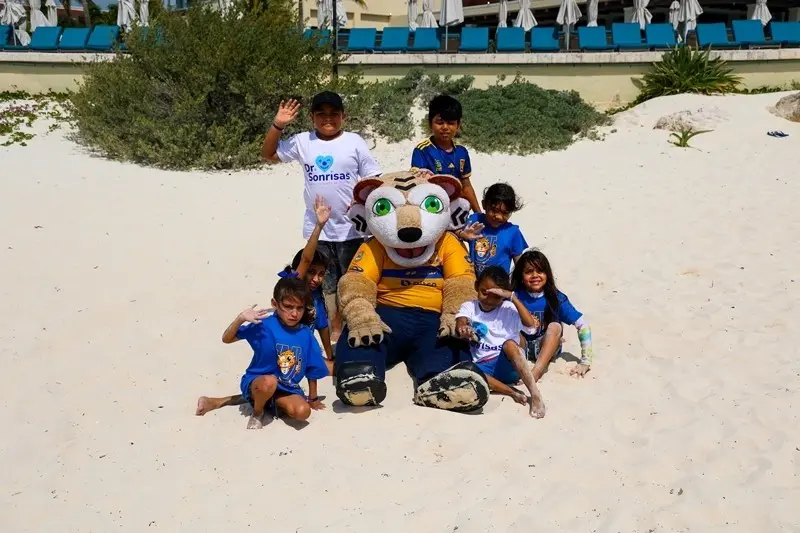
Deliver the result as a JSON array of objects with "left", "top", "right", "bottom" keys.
[{"left": 1, "top": 92, "right": 798, "bottom": 532}]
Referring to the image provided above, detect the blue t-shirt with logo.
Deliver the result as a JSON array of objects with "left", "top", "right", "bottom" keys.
[
  {"left": 411, "top": 137, "right": 472, "bottom": 181},
  {"left": 237, "top": 314, "right": 329, "bottom": 399},
  {"left": 466, "top": 213, "right": 528, "bottom": 276},
  {"left": 514, "top": 290, "right": 583, "bottom": 336}
]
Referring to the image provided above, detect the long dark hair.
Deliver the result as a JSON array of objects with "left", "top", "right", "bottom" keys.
[
  {"left": 281, "top": 248, "right": 330, "bottom": 280},
  {"left": 511, "top": 249, "right": 560, "bottom": 326}
]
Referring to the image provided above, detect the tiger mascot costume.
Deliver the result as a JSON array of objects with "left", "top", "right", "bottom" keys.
[{"left": 333, "top": 168, "right": 490, "bottom": 412}]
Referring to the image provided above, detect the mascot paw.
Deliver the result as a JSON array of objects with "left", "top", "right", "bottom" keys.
[
  {"left": 437, "top": 313, "right": 458, "bottom": 338},
  {"left": 413, "top": 362, "right": 489, "bottom": 413},
  {"left": 348, "top": 318, "right": 392, "bottom": 348},
  {"left": 336, "top": 362, "right": 387, "bottom": 407}
]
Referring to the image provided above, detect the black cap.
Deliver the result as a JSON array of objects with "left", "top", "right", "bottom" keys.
[{"left": 311, "top": 91, "right": 344, "bottom": 112}]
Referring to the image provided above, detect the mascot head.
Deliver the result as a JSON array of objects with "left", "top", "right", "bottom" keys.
[{"left": 347, "top": 169, "right": 470, "bottom": 268}]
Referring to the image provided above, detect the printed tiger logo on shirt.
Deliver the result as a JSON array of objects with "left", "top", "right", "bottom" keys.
[{"left": 277, "top": 344, "right": 303, "bottom": 385}]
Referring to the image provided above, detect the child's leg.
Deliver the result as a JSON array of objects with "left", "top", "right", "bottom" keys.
[
  {"left": 195, "top": 394, "right": 245, "bottom": 416},
  {"left": 274, "top": 393, "right": 312, "bottom": 421},
  {"left": 532, "top": 323, "right": 563, "bottom": 382},
  {"left": 484, "top": 373, "right": 527, "bottom": 406},
  {"left": 502, "top": 340, "right": 546, "bottom": 419},
  {"left": 248, "top": 375, "right": 278, "bottom": 429}
]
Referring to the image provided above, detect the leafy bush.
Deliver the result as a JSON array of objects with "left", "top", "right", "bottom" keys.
[
  {"left": 69, "top": 0, "right": 339, "bottom": 169},
  {"left": 634, "top": 46, "right": 742, "bottom": 104},
  {"left": 456, "top": 76, "right": 609, "bottom": 154}
]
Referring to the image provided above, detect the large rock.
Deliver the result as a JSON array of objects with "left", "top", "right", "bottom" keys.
[
  {"left": 653, "top": 106, "right": 729, "bottom": 132},
  {"left": 770, "top": 92, "right": 800, "bottom": 123}
]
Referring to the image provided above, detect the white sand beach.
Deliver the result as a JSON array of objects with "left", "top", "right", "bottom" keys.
[{"left": 1, "top": 92, "right": 799, "bottom": 532}]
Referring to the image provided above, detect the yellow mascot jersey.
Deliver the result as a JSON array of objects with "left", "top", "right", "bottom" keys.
[{"left": 347, "top": 232, "right": 475, "bottom": 313}]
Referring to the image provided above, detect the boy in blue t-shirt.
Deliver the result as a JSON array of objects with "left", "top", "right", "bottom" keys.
[
  {"left": 410, "top": 95, "right": 482, "bottom": 214},
  {"left": 198, "top": 277, "right": 330, "bottom": 429},
  {"left": 455, "top": 182, "right": 528, "bottom": 276}
]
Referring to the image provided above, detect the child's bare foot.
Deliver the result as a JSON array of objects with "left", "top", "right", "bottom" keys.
[
  {"left": 246, "top": 414, "right": 264, "bottom": 429},
  {"left": 529, "top": 394, "right": 546, "bottom": 419},
  {"left": 195, "top": 396, "right": 217, "bottom": 416},
  {"left": 511, "top": 390, "right": 528, "bottom": 406}
]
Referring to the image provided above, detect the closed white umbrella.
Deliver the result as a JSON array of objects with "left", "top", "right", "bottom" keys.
[
  {"left": 750, "top": 0, "right": 771, "bottom": 26},
  {"left": 408, "top": 0, "right": 418, "bottom": 31},
  {"left": 586, "top": 0, "right": 598, "bottom": 27},
  {"left": 334, "top": 0, "right": 346, "bottom": 27},
  {"left": 28, "top": 0, "right": 49, "bottom": 30},
  {"left": 497, "top": 0, "right": 507, "bottom": 28},
  {"left": 630, "top": 0, "right": 652, "bottom": 30},
  {"left": 556, "top": 0, "right": 581, "bottom": 50},
  {"left": 440, "top": 0, "right": 463, "bottom": 26},
  {"left": 668, "top": 0, "right": 680, "bottom": 30},
  {"left": 45, "top": 0, "right": 56, "bottom": 26},
  {"left": 513, "top": 0, "right": 536, "bottom": 31},
  {"left": 0, "top": 1, "right": 30, "bottom": 45},
  {"left": 420, "top": 0, "right": 437, "bottom": 27},
  {"left": 678, "top": 0, "right": 702, "bottom": 40},
  {"left": 117, "top": 0, "right": 136, "bottom": 30},
  {"left": 139, "top": 0, "right": 149, "bottom": 27},
  {"left": 316, "top": 0, "right": 330, "bottom": 27}
]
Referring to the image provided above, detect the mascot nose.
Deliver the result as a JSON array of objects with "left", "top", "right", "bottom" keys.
[{"left": 397, "top": 227, "right": 422, "bottom": 243}]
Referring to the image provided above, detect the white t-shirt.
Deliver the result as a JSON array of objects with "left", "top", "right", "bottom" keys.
[
  {"left": 277, "top": 131, "right": 381, "bottom": 242},
  {"left": 456, "top": 300, "right": 538, "bottom": 365}
]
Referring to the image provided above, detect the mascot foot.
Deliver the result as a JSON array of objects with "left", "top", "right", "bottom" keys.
[
  {"left": 335, "top": 362, "right": 387, "bottom": 407},
  {"left": 413, "top": 362, "right": 489, "bottom": 413}
]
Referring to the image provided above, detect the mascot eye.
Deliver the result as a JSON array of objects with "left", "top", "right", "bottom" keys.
[
  {"left": 372, "top": 198, "right": 394, "bottom": 217},
  {"left": 421, "top": 195, "right": 444, "bottom": 214}
]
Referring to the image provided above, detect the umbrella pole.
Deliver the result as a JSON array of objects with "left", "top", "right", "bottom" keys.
[
  {"left": 443, "top": 0, "right": 448, "bottom": 52},
  {"left": 332, "top": 0, "right": 339, "bottom": 78}
]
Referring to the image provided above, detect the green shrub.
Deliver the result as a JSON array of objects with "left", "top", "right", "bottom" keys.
[
  {"left": 69, "top": 0, "right": 339, "bottom": 170},
  {"left": 456, "top": 76, "right": 609, "bottom": 154},
  {"left": 634, "top": 46, "right": 742, "bottom": 104}
]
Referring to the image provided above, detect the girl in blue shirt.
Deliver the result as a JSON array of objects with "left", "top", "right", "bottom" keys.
[{"left": 511, "top": 249, "right": 594, "bottom": 381}]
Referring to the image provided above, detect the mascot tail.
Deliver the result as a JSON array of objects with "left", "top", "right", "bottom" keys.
[
  {"left": 335, "top": 362, "right": 387, "bottom": 407},
  {"left": 413, "top": 362, "right": 489, "bottom": 413}
]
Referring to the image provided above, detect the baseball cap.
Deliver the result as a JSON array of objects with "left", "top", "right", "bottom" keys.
[{"left": 311, "top": 91, "right": 344, "bottom": 112}]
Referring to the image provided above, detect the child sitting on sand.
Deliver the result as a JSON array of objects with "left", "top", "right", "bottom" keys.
[
  {"left": 511, "top": 249, "right": 594, "bottom": 381},
  {"left": 456, "top": 183, "right": 528, "bottom": 276},
  {"left": 456, "top": 266, "right": 546, "bottom": 419},
  {"left": 196, "top": 197, "right": 335, "bottom": 417},
  {"left": 215, "top": 277, "right": 329, "bottom": 429}
]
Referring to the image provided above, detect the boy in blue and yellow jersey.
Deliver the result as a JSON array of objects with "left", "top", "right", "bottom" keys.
[{"left": 411, "top": 95, "right": 482, "bottom": 214}]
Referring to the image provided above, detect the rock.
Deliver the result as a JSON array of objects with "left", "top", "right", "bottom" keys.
[
  {"left": 654, "top": 107, "right": 729, "bottom": 132},
  {"left": 770, "top": 92, "right": 800, "bottom": 123}
]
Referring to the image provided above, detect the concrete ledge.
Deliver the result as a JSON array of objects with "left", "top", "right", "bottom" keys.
[
  {"left": 340, "top": 48, "right": 800, "bottom": 66},
  {"left": 0, "top": 52, "right": 117, "bottom": 64}
]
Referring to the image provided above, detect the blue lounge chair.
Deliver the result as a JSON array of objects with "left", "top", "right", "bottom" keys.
[
  {"left": 3, "top": 26, "right": 62, "bottom": 51},
  {"left": 303, "top": 28, "right": 331, "bottom": 47},
  {"left": 612, "top": 22, "right": 648, "bottom": 49},
  {"left": 379, "top": 27, "right": 409, "bottom": 52},
  {"left": 344, "top": 27, "right": 376, "bottom": 52},
  {"left": 731, "top": 19, "right": 769, "bottom": 47},
  {"left": 696, "top": 23, "right": 740, "bottom": 49},
  {"left": 645, "top": 23, "right": 678, "bottom": 49},
  {"left": 770, "top": 22, "right": 800, "bottom": 47},
  {"left": 578, "top": 26, "right": 617, "bottom": 51},
  {"left": 410, "top": 27, "right": 439, "bottom": 52},
  {"left": 86, "top": 25, "right": 120, "bottom": 51},
  {"left": 530, "top": 26, "right": 559, "bottom": 51},
  {"left": 0, "top": 24, "right": 11, "bottom": 48},
  {"left": 59, "top": 27, "right": 91, "bottom": 51},
  {"left": 495, "top": 27, "right": 525, "bottom": 52},
  {"left": 459, "top": 27, "right": 489, "bottom": 52}
]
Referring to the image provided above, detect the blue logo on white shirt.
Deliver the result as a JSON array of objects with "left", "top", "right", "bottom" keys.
[
  {"left": 473, "top": 322, "right": 488, "bottom": 339},
  {"left": 315, "top": 155, "right": 334, "bottom": 171}
]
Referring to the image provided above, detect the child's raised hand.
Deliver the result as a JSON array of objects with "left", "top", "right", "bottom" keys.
[
  {"left": 486, "top": 287, "right": 513, "bottom": 300},
  {"left": 459, "top": 222, "right": 484, "bottom": 241},
  {"left": 274, "top": 99, "right": 301, "bottom": 128},
  {"left": 314, "top": 195, "right": 331, "bottom": 226},
  {"left": 308, "top": 398, "right": 326, "bottom": 410},
  {"left": 238, "top": 304, "right": 270, "bottom": 324}
]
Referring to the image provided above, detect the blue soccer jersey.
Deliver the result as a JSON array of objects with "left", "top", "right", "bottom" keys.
[
  {"left": 411, "top": 137, "right": 472, "bottom": 181},
  {"left": 466, "top": 213, "right": 528, "bottom": 275},
  {"left": 237, "top": 314, "right": 329, "bottom": 399},
  {"left": 514, "top": 290, "right": 583, "bottom": 330}
]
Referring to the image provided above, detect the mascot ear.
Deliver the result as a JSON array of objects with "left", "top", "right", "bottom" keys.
[
  {"left": 428, "top": 175, "right": 462, "bottom": 201},
  {"left": 347, "top": 203, "right": 372, "bottom": 237},
  {"left": 449, "top": 198, "right": 471, "bottom": 230},
  {"left": 353, "top": 178, "right": 384, "bottom": 205}
]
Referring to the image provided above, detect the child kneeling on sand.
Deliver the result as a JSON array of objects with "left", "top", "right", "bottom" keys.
[
  {"left": 216, "top": 277, "right": 330, "bottom": 429},
  {"left": 455, "top": 266, "right": 546, "bottom": 419}
]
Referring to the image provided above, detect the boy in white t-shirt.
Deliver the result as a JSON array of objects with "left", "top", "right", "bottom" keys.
[
  {"left": 456, "top": 266, "right": 546, "bottom": 419},
  {"left": 261, "top": 91, "right": 382, "bottom": 345}
]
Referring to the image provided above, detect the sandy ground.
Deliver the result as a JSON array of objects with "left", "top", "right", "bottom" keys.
[{"left": 1, "top": 92, "right": 799, "bottom": 532}]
